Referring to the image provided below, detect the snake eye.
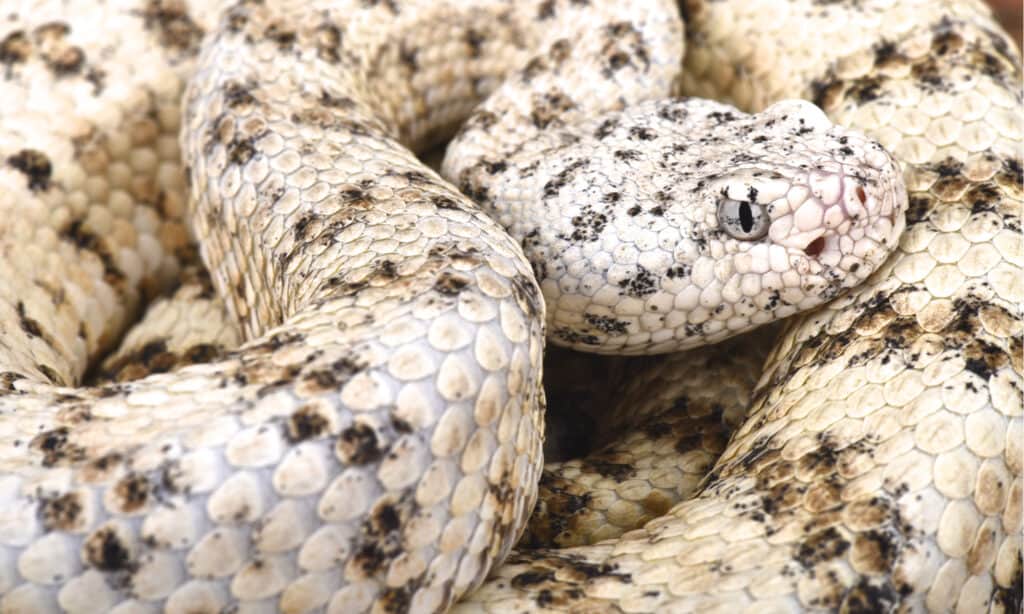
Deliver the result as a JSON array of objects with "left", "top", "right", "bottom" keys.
[{"left": 717, "top": 198, "right": 770, "bottom": 240}]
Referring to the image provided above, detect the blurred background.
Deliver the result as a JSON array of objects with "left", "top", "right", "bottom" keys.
[{"left": 988, "top": 0, "right": 1022, "bottom": 49}]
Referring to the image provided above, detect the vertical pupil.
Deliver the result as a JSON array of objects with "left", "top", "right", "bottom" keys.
[{"left": 739, "top": 202, "right": 754, "bottom": 233}]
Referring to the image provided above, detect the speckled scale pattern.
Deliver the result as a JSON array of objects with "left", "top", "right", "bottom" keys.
[
  {"left": 0, "top": 1, "right": 1016, "bottom": 614},
  {"left": 95, "top": 265, "right": 242, "bottom": 383},
  {"left": 0, "top": 1, "right": 555, "bottom": 612},
  {"left": 523, "top": 331, "right": 771, "bottom": 549},
  {"left": 460, "top": 0, "right": 1022, "bottom": 612}
]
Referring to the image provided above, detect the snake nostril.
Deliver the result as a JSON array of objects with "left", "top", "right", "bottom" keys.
[{"left": 805, "top": 236, "right": 826, "bottom": 257}]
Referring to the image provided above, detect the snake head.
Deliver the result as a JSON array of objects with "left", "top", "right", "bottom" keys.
[
  {"left": 703, "top": 99, "right": 907, "bottom": 321},
  {"left": 480, "top": 98, "right": 907, "bottom": 354}
]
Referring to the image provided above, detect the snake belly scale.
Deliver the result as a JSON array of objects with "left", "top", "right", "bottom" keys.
[{"left": 0, "top": 1, "right": 1019, "bottom": 614}]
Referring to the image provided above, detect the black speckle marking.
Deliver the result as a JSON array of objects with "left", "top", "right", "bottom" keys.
[
  {"left": 543, "top": 159, "right": 587, "bottom": 199},
  {"left": 617, "top": 265, "right": 658, "bottom": 297},
  {"left": 583, "top": 313, "right": 629, "bottom": 335},
  {"left": 593, "top": 117, "right": 618, "bottom": 139},
  {"left": 665, "top": 265, "right": 690, "bottom": 279},
  {"left": 553, "top": 327, "right": 600, "bottom": 346},
  {"left": 629, "top": 126, "right": 656, "bottom": 140}
]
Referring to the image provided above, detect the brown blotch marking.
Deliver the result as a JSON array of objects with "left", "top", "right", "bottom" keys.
[
  {"left": 510, "top": 274, "right": 542, "bottom": 320},
  {"left": 989, "top": 551, "right": 1022, "bottom": 612},
  {"left": 184, "top": 343, "right": 221, "bottom": 365},
  {"left": 379, "top": 586, "right": 413, "bottom": 613},
  {"left": 319, "top": 90, "right": 356, "bottom": 109},
  {"left": 30, "top": 427, "right": 86, "bottom": 467},
  {"left": 80, "top": 451, "right": 124, "bottom": 482},
  {"left": 60, "top": 219, "right": 126, "bottom": 287},
  {"left": 366, "top": 499, "right": 401, "bottom": 532},
  {"left": 960, "top": 337, "right": 1011, "bottom": 380},
  {"left": 223, "top": 80, "right": 258, "bottom": 109},
  {"left": 794, "top": 526, "right": 851, "bottom": 569},
  {"left": 841, "top": 578, "right": 900, "bottom": 613},
  {"left": 55, "top": 402, "right": 92, "bottom": 425},
  {"left": 314, "top": 22, "right": 342, "bottom": 63},
  {"left": 138, "top": 0, "right": 205, "bottom": 54},
  {"left": 511, "top": 569, "right": 555, "bottom": 587},
  {"left": 549, "top": 38, "right": 571, "bottom": 63},
  {"left": 7, "top": 149, "right": 52, "bottom": 191},
  {"left": 851, "top": 529, "right": 899, "bottom": 574},
  {"left": 287, "top": 404, "right": 329, "bottom": 442},
  {"left": 337, "top": 422, "right": 384, "bottom": 465},
  {"left": 0, "top": 30, "right": 30, "bottom": 65},
  {"left": 98, "top": 338, "right": 193, "bottom": 383},
  {"left": 433, "top": 271, "right": 470, "bottom": 296},
  {"left": 263, "top": 21, "right": 296, "bottom": 49},
  {"left": 843, "top": 497, "right": 892, "bottom": 530},
  {"left": 803, "top": 476, "right": 843, "bottom": 515},
  {"left": 521, "top": 472, "right": 592, "bottom": 549},
  {"left": 349, "top": 494, "right": 411, "bottom": 577},
  {"left": 113, "top": 473, "right": 151, "bottom": 513},
  {"left": 362, "top": 0, "right": 400, "bottom": 15},
  {"left": 530, "top": 88, "right": 575, "bottom": 129},
  {"left": 227, "top": 136, "right": 256, "bottom": 165},
  {"left": 296, "top": 356, "right": 365, "bottom": 396},
  {"left": 15, "top": 301, "right": 44, "bottom": 338},
  {"left": 40, "top": 492, "right": 84, "bottom": 531},
  {"left": 997, "top": 158, "right": 1023, "bottom": 193},
  {"left": 502, "top": 553, "right": 629, "bottom": 607},
  {"left": 464, "top": 28, "right": 484, "bottom": 58},
  {"left": 84, "top": 526, "right": 134, "bottom": 571},
  {"left": 521, "top": 56, "right": 547, "bottom": 82},
  {"left": 0, "top": 370, "right": 24, "bottom": 391},
  {"left": 536, "top": 0, "right": 556, "bottom": 19},
  {"left": 33, "top": 22, "right": 85, "bottom": 75},
  {"left": 579, "top": 459, "right": 633, "bottom": 481},
  {"left": 872, "top": 40, "right": 909, "bottom": 71}
]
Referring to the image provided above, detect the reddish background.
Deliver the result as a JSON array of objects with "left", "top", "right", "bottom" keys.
[{"left": 987, "top": 0, "right": 1022, "bottom": 49}]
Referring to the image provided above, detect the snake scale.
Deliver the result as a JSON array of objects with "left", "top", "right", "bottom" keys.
[{"left": 0, "top": 1, "right": 1020, "bottom": 613}]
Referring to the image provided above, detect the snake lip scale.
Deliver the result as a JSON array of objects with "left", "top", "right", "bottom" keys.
[{"left": 0, "top": 1, "right": 1020, "bottom": 613}]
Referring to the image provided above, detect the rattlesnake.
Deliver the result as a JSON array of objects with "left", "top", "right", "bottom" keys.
[{"left": 0, "top": 2, "right": 1019, "bottom": 614}]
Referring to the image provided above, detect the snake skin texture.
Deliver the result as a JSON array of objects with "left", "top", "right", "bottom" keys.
[
  {"left": 0, "top": 1, "right": 1019, "bottom": 614},
  {"left": 458, "top": 1, "right": 1024, "bottom": 612}
]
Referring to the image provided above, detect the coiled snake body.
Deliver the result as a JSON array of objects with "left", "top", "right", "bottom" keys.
[{"left": 0, "top": 1, "right": 1019, "bottom": 613}]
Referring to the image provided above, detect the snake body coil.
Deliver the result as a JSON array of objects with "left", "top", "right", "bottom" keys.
[{"left": 0, "top": 1, "right": 1019, "bottom": 613}]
